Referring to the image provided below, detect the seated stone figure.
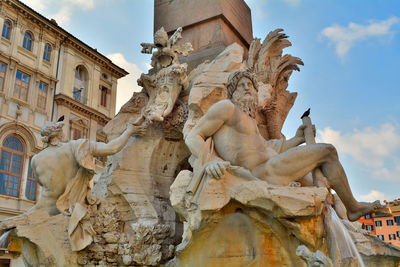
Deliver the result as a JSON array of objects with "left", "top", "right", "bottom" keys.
[
  {"left": 0, "top": 119, "right": 145, "bottom": 251},
  {"left": 185, "top": 70, "right": 381, "bottom": 221},
  {"left": 31, "top": 120, "right": 144, "bottom": 216}
]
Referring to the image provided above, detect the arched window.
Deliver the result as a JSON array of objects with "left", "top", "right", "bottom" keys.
[
  {"left": 73, "top": 65, "right": 88, "bottom": 104},
  {"left": 0, "top": 136, "right": 25, "bottom": 197},
  {"left": 1, "top": 20, "right": 12, "bottom": 40},
  {"left": 22, "top": 31, "right": 33, "bottom": 51},
  {"left": 43, "top": 43, "right": 52, "bottom": 61}
]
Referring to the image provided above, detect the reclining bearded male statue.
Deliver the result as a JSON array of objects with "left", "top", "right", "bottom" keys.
[{"left": 185, "top": 69, "right": 382, "bottom": 222}]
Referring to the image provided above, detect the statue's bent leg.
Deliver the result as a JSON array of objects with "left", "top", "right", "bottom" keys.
[
  {"left": 253, "top": 143, "right": 333, "bottom": 185},
  {"left": 254, "top": 143, "right": 382, "bottom": 221}
]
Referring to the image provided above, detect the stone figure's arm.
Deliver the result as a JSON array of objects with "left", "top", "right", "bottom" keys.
[
  {"left": 280, "top": 125, "right": 307, "bottom": 152},
  {"left": 185, "top": 100, "right": 235, "bottom": 159},
  {"left": 92, "top": 123, "right": 146, "bottom": 156}
]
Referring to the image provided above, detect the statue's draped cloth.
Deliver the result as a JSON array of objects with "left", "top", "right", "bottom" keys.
[{"left": 56, "top": 139, "right": 97, "bottom": 251}]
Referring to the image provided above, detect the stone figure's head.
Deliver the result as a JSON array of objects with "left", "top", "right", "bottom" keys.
[
  {"left": 154, "top": 27, "right": 168, "bottom": 48},
  {"left": 227, "top": 70, "right": 258, "bottom": 99},
  {"left": 227, "top": 70, "right": 258, "bottom": 118},
  {"left": 40, "top": 121, "right": 65, "bottom": 146}
]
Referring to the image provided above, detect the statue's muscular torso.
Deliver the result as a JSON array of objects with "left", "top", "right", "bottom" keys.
[
  {"left": 32, "top": 143, "right": 80, "bottom": 198},
  {"left": 211, "top": 100, "right": 279, "bottom": 170}
]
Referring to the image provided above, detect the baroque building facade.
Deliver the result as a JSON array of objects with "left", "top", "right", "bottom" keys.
[
  {"left": 0, "top": 0, "right": 127, "bottom": 224},
  {"left": 358, "top": 199, "right": 400, "bottom": 247}
]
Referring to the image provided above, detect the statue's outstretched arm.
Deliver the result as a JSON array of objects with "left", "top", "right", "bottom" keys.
[{"left": 92, "top": 123, "right": 145, "bottom": 156}]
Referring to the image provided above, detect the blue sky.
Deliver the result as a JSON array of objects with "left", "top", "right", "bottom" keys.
[{"left": 23, "top": 0, "right": 400, "bottom": 202}]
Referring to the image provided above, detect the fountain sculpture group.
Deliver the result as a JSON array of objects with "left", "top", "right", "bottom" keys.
[{"left": 0, "top": 27, "right": 399, "bottom": 267}]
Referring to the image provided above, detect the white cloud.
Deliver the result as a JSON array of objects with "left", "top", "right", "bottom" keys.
[
  {"left": 318, "top": 123, "right": 400, "bottom": 183},
  {"left": 106, "top": 53, "right": 143, "bottom": 113},
  {"left": 20, "top": 0, "right": 96, "bottom": 27},
  {"left": 318, "top": 123, "right": 400, "bottom": 168},
  {"left": 370, "top": 159, "right": 400, "bottom": 183},
  {"left": 360, "top": 190, "right": 388, "bottom": 202},
  {"left": 245, "top": 0, "right": 268, "bottom": 20},
  {"left": 68, "top": 0, "right": 95, "bottom": 10},
  {"left": 321, "top": 17, "right": 400, "bottom": 58},
  {"left": 51, "top": 6, "right": 72, "bottom": 26},
  {"left": 23, "top": 0, "right": 49, "bottom": 12}
]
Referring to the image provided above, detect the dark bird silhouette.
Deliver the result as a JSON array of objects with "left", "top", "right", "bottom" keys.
[
  {"left": 57, "top": 115, "right": 65, "bottom": 122},
  {"left": 301, "top": 108, "right": 310, "bottom": 119}
]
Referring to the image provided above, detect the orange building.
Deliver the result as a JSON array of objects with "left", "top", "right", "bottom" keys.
[{"left": 358, "top": 199, "right": 400, "bottom": 247}]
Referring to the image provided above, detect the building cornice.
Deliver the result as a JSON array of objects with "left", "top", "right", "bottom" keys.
[{"left": 54, "top": 93, "right": 111, "bottom": 125}]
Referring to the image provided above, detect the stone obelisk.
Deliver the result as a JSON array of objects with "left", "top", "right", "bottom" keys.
[{"left": 154, "top": 0, "right": 253, "bottom": 70}]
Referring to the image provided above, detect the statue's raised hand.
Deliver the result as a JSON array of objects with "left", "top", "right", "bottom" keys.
[
  {"left": 295, "top": 124, "right": 315, "bottom": 141},
  {"left": 126, "top": 123, "right": 146, "bottom": 137},
  {"left": 205, "top": 160, "right": 230, "bottom": 179}
]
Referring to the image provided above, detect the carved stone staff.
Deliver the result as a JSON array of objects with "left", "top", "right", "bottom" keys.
[{"left": 301, "top": 109, "right": 329, "bottom": 188}]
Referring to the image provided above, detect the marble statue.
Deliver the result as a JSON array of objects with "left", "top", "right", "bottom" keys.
[
  {"left": 19, "top": 120, "right": 144, "bottom": 251},
  {"left": 185, "top": 69, "right": 381, "bottom": 222},
  {"left": 32, "top": 120, "right": 144, "bottom": 216},
  {"left": 137, "top": 27, "right": 192, "bottom": 123}
]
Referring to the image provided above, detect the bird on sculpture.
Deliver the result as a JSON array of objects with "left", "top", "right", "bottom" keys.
[{"left": 301, "top": 108, "right": 310, "bottom": 119}]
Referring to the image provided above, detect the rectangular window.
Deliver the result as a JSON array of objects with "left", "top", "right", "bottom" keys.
[
  {"left": 14, "top": 71, "right": 30, "bottom": 101},
  {"left": 37, "top": 81, "right": 48, "bottom": 109},
  {"left": 0, "top": 62, "right": 6, "bottom": 91},
  {"left": 375, "top": 221, "right": 382, "bottom": 227},
  {"left": 387, "top": 219, "right": 394, "bottom": 226},
  {"left": 377, "top": 235, "right": 384, "bottom": 241},
  {"left": 397, "top": 231, "right": 400, "bottom": 238},
  {"left": 2, "top": 20, "right": 12, "bottom": 40},
  {"left": 100, "top": 86, "right": 110, "bottom": 107},
  {"left": 389, "top": 234, "right": 396, "bottom": 240},
  {"left": 25, "top": 157, "right": 37, "bottom": 201},
  {"left": 366, "top": 225, "right": 374, "bottom": 231},
  {"left": 43, "top": 44, "right": 52, "bottom": 61},
  {"left": 394, "top": 216, "right": 400, "bottom": 225}
]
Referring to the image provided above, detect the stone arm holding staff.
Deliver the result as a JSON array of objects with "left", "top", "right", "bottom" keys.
[{"left": 185, "top": 70, "right": 382, "bottom": 221}]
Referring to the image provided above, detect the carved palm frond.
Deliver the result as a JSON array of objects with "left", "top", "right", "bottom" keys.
[{"left": 248, "top": 29, "right": 304, "bottom": 139}]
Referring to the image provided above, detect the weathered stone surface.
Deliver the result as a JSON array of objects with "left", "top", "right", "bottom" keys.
[
  {"left": 184, "top": 43, "right": 244, "bottom": 136},
  {"left": 102, "top": 232, "right": 119, "bottom": 244},
  {"left": 9, "top": 210, "right": 79, "bottom": 267},
  {"left": 122, "top": 254, "right": 133, "bottom": 265},
  {"left": 231, "top": 181, "right": 328, "bottom": 217},
  {"left": 344, "top": 220, "right": 400, "bottom": 266},
  {"left": 296, "top": 245, "right": 333, "bottom": 267}
]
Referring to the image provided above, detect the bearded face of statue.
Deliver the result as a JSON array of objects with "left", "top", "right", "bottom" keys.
[{"left": 231, "top": 77, "right": 258, "bottom": 118}]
